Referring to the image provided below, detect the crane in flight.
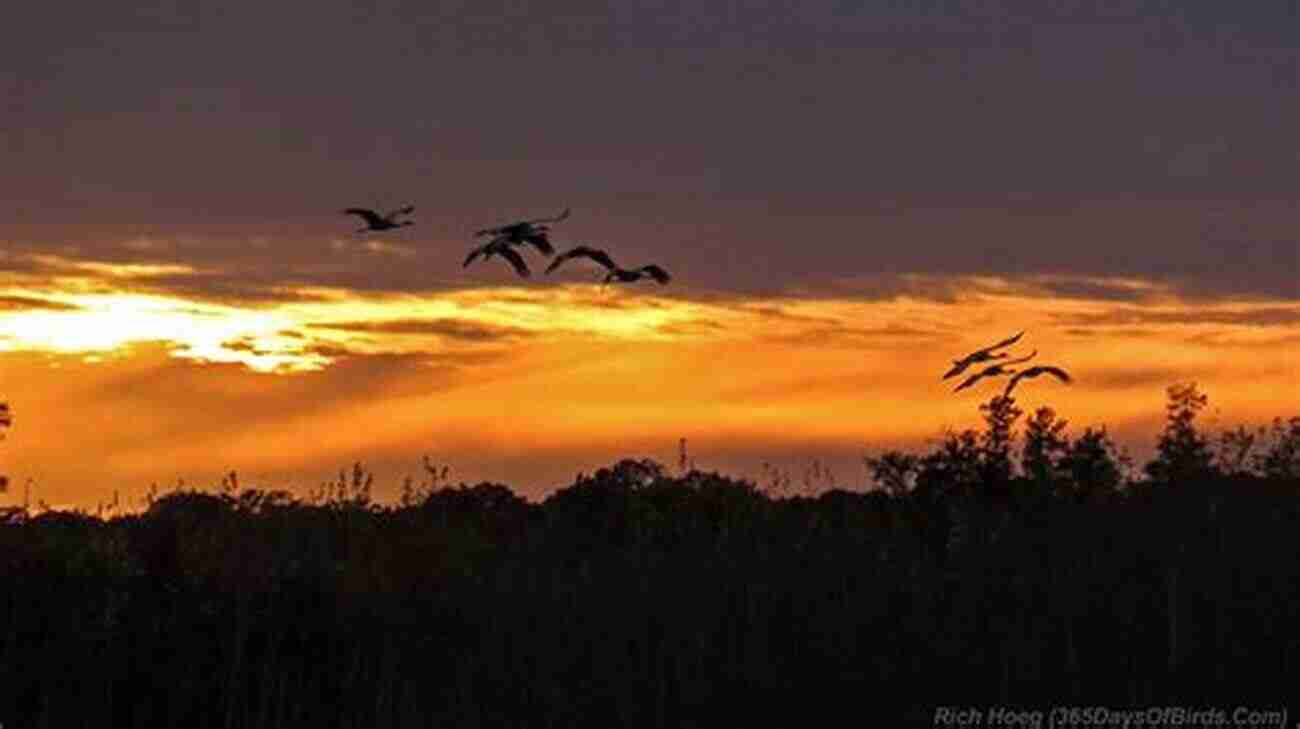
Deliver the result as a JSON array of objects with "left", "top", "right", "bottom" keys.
[
  {"left": 474, "top": 208, "right": 570, "bottom": 255},
  {"left": 952, "top": 350, "right": 1038, "bottom": 393},
  {"left": 545, "top": 245, "right": 672, "bottom": 287},
  {"left": 343, "top": 206, "right": 415, "bottom": 233},
  {"left": 464, "top": 238, "right": 531, "bottom": 278},
  {"left": 942, "top": 331, "right": 1026, "bottom": 380},
  {"left": 1003, "top": 365, "right": 1073, "bottom": 398}
]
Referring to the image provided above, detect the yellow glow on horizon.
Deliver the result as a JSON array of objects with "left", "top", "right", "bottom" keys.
[{"left": 0, "top": 268, "right": 1296, "bottom": 509}]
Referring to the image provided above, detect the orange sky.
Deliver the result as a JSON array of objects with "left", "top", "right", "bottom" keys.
[{"left": 1, "top": 258, "right": 1296, "bottom": 510}]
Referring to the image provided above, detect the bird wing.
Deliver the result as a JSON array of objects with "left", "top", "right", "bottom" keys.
[
  {"left": 978, "top": 330, "right": 1025, "bottom": 355},
  {"left": 463, "top": 246, "right": 485, "bottom": 267},
  {"left": 1004, "top": 349, "right": 1038, "bottom": 366},
  {"left": 497, "top": 245, "right": 531, "bottom": 277},
  {"left": 522, "top": 233, "right": 555, "bottom": 255},
  {"left": 547, "top": 246, "right": 617, "bottom": 274},
  {"left": 1040, "top": 365, "right": 1072, "bottom": 383},
  {"left": 1002, "top": 371, "right": 1028, "bottom": 398},
  {"left": 385, "top": 205, "right": 414, "bottom": 219},
  {"left": 955, "top": 362, "right": 1013, "bottom": 392},
  {"left": 941, "top": 359, "right": 971, "bottom": 380},
  {"left": 344, "top": 208, "right": 384, "bottom": 226},
  {"left": 638, "top": 265, "right": 672, "bottom": 284},
  {"left": 528, "top": 207, "right": 570, "bottom": 225}
]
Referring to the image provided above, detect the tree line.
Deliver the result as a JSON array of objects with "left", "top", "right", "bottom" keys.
[{"left": 0, "top": 383, "right": 1298, "bottom": 727}]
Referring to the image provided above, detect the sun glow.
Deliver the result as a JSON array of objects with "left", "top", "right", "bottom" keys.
[{"left": 0, "top": 266, "right": 1296, "bottom": 508}]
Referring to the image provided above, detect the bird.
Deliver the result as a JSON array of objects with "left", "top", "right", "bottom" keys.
[
  {"left": 952, "top": 350, "right": 1037, "bottom": 393},
  {"left": 545, "top": 245, "right": 672, "bottom": 286},
  {"left": 474, "top": 208, "right": 570, "bottom": 256},
  {"left": 942, "top": 331, "right": 1026, "bottom": 380},
  {"left": 343, "top": 206, "right": 415, "bottom": 233},
  {"left": 464, "top": 238, "right": 531, "bottom": 278},
  {"left": 1003, "top": 365, "right": 1072, "bottom": 398}
]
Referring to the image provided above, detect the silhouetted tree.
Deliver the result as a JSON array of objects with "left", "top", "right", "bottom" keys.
[
  {"left": 1145, "top": 382, "right": 1214, "bottom": 484},
  {"left": 1, "top": 391, "right": 1299, "bottom": 727},
  {"left": 865, "top": 451, "right": 919, "bottom": 495},
  {"left": 1255, "top": 416, "right": 1300, "bottom": 479},
  {"left": 1060, "top": 427, "right": 1125, "bottom": 501},
  {"left": 0, "top": 401, "right": 11, "bottom": 494},
  {"left": 1022, "top": 406, "right": 1070, "bottom": 485}
]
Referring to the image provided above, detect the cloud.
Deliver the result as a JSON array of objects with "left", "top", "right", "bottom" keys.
[
  {"left": 306, "top": 317, "right": 533, "bottom": 342},
  {"left": 0, "top": 295, "right": 80, "bottom": 312},
  {"left": 760, "top": 323, "right": 948, "bottom": 348},
  {"left": 1053, "top": 307, "right": 1300, "bottom": 327},
  {"left": 1063, "top": 327, "right": 1161, "bottom": 339},
  {"left": 1085, "top": 367, "right": 1194, "bottom": 390},
  {"left": 362, "top": 240, "right": 417, "bottom": 257}
]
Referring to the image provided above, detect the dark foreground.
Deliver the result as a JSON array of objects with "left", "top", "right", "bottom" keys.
[{"left": 1, "top": 388, "right": 1298, "bottom": 727}]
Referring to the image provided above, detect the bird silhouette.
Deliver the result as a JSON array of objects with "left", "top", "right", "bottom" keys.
[
  {"left": 1003, "top": 365, "right": 1072, "bottom": 398},
  {"left": 474, "top": 208, "right": 570, "bottom": 255},
  {"left": 546, "top": 245, "right": 672, "bottom": 286},
  {"left": 343, "top": 206, "right": 415, "bottom": 233},
  {"left": 942, "top": 331, "right": 1026, "bottom": 380},
  {"left": 464, "top": 238, "right": 530, "bottom": 278},
  {"left": 952, "top": 350, "right": 1038, "bottom": 392}
]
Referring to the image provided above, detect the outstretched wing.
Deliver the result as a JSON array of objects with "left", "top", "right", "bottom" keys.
[
  {"left": 528, "top": 207, "right": 570, "bottom": 225},
  {"left": 343, "top": 208, "right": 384, "bottom": 226},
  {"left": 546, "top": 245, "right": 617, "bottom": 274},
  {"left": 497, "top": 245, "right": 531, "bottom": 278},
  {"left": 978, "top": 330, "right": 1024, "bottom": 356},
  {"left": 638, "top": 264, "right": 671, "bottom": 284},
  {"left": 1039, "top": 365, "right": 1072, "bottom": 383},
  {"left": 955, "top": 362, "right": 1011, "bottom": 393},
  {"left": 1002, "top": 371, "right": 1028, "bottom": 398},
  {"left": 521, "top": 233, "right": 555, "bottom": 256},
  {"left": 942, "top": 359, "right": 971, "bottom": 380},
  {"left": 1003, "top": 349, "right": 1038, "bottom": 366},
  {"left": 385, "top": 205, "right": 414, "bottom": 220},
  {"left": 463, "top": 246, "right": 485, "bottom": 267}
]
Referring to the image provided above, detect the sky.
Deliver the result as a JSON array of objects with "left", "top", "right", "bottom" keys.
[{"left": 1, "top": 0, "right": 1297, "bottom": 508}]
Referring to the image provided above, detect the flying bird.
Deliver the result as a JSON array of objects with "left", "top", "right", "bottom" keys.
[
  {"left": 1003, "top": 365, "right": 1073, "bottom": 398},
  {"left": 942, "top": 331, "right": 1026, "bottom": 380},
  {"left": 474, "top": 208, "right": 570, "bottom": 255},
  {"left": 343, "top": 206, "right": 415, "bottom": 233},
  {"left": 464, "top": 238, "right": 530, "bottom": 278},
  {"left": 546, "top": 245, "right": 672, "bottom": 286},
  {"left": 952, "top": 350, "right": 1038, "bottom": 393}
]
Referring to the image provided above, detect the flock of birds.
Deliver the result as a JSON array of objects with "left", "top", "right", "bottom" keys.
[
  {"left": 941, "top": 331, "right": 1073, "bottom": 399},
  {"left": 343, "top": 205, "right": 1069, "bottom": 400},
  {"left": 343, "top": 206, "right": 671, "bottom": 286}
]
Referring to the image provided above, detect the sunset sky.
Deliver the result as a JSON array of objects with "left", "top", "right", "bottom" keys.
[{"left": 2, "top": 0, "right": 1297, "bottom": 508}]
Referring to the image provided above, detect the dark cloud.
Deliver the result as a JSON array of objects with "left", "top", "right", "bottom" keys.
[
  {"left": 3, "top": 1, "right": 1298, "bottom": 302},
  {"left": 219, "top": 338, "right": 271, "bottom": 356},
  {"left": 1063, "top": 327, "right": 1161, "bottom": 339},
  {"left": 1086, "top": 367, "right": 1194, "bottom": 390},
  {"left": 760, "top": 323, "right": 949, "bottom": 349},
  {"left": 1182, "top": 331, "right": 1300, "bottom": 350},
  {"left": 1054, "top": 307, "right": 1300, "bottom": 328},
  {"left": 654, "top": 319, "right": 726, "bottom": 337},
  {"left": 1028, "top": 279, "right": 1162, "bottom": 304},
  {"left": 0, "top": 295, "right": 79, "bottom": 311},
  {"left": 306, "top": 318, "right": 532, "bottom": 341}
]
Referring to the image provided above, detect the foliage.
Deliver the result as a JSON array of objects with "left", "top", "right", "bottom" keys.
[{"left": 0, "top": 386, "right": 1298, "bottom": 726}]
